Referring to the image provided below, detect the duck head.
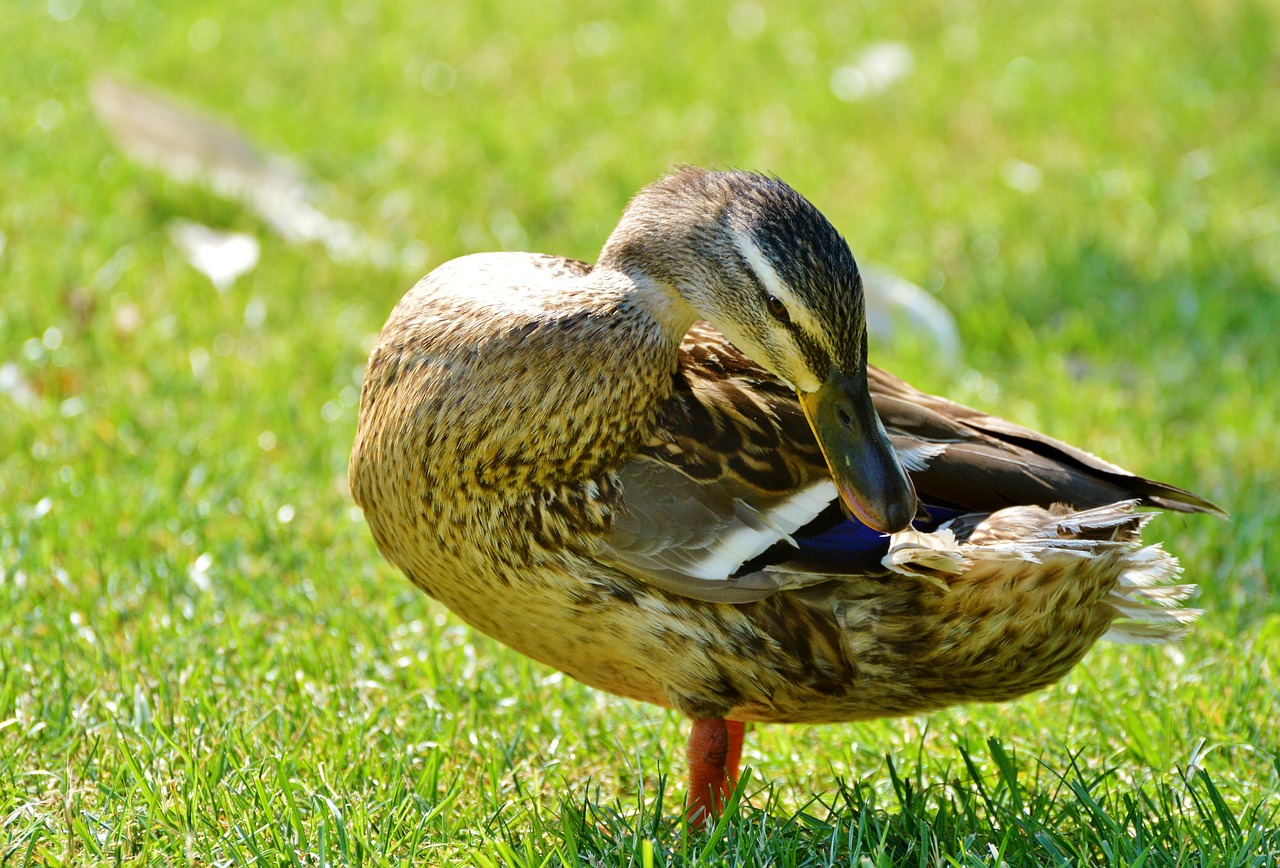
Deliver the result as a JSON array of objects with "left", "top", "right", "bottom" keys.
[{"left": 600, "top": 167, "right": 917, "bottom": 534}]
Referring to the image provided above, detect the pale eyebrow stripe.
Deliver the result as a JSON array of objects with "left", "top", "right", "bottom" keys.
[{"left": 729, "top": 229, "right": 819, "bottom": 337}]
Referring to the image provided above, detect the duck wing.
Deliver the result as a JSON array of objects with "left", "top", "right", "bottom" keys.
[
  {"left": 598, "top": 322, "right": 845, "bottom": 602},
  {"left": 869, "top": 366, "right": 1225, "bottom": 517},
  {"left": 595, "top": 322, "right": 1221, "bottom": 603}
]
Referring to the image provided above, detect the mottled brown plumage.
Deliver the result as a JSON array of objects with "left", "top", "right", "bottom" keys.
[{"left": 348, "top": 168, "right": 1220, "bottom": 824}]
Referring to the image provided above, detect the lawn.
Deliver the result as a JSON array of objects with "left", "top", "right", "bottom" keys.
[{"left": 3, "top": 0, "right": 1278, "bottom": 864}]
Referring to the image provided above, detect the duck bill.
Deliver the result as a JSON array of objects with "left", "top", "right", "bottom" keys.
[{"left": 798, "top": 366, "right": 917, "bottom": 533}]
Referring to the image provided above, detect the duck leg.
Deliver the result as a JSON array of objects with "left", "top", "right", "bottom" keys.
[
  {"left": 685, "top": 718, "right": 746, "bottom": 826},
  {"left": 724, "top": 719, "right": 745, "bottom": 781}
]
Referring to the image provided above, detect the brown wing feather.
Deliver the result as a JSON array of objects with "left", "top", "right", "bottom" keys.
[
  {"left": 637, "top": 321, "right": 829, "bottom": 494},
  {"left": 646, "top": 322, "right": 1221, "bottom": 518},
  {"left": 868, "top": 367, "right": 1225, "bottom": 516}
]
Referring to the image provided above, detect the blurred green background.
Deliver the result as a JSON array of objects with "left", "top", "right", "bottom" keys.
[{"left": 3, "top": 0, "right": 1278, "bottom": 864}]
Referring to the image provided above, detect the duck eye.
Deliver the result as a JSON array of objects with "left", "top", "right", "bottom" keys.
[{"left": 766, "top": 294, "right": 790, "bottom": 323}]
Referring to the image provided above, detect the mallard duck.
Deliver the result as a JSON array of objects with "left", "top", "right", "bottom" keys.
[{"left": 348, "top": 167, "right": 1221, "bottom": 825}]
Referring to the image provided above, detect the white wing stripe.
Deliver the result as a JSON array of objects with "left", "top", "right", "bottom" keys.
[{"left": 677, "top": 479, "right": 838, "bottom": 580}]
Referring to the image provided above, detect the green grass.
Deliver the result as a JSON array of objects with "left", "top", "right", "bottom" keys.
[{"left": 3, "top": 0, "right": 1278, "bottom": 864}]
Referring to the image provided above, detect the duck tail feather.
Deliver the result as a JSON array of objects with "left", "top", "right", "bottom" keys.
[{"left": 1103, "top": 543, "right": 1201, "bottom": 644}]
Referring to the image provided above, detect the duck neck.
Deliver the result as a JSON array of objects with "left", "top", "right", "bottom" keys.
[{"left": 598, "top": 262, "right": 699, "bottom": 346}]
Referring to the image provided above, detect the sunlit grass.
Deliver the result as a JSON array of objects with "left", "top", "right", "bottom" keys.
[{"left": 3, "top": 0, "right": 1278, "bottom": 864}]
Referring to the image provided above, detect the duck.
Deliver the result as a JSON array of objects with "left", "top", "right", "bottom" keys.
[{"left": 348, "top": 166, "right": 1222, "bottom": 826}]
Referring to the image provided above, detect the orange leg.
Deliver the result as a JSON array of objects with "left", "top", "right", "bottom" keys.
[
  {"left": 685, "top": 718, "right": 747, "bottom": 827},
  {"left": 724, "top": 719, "right": 745, "bottom": 782}
]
